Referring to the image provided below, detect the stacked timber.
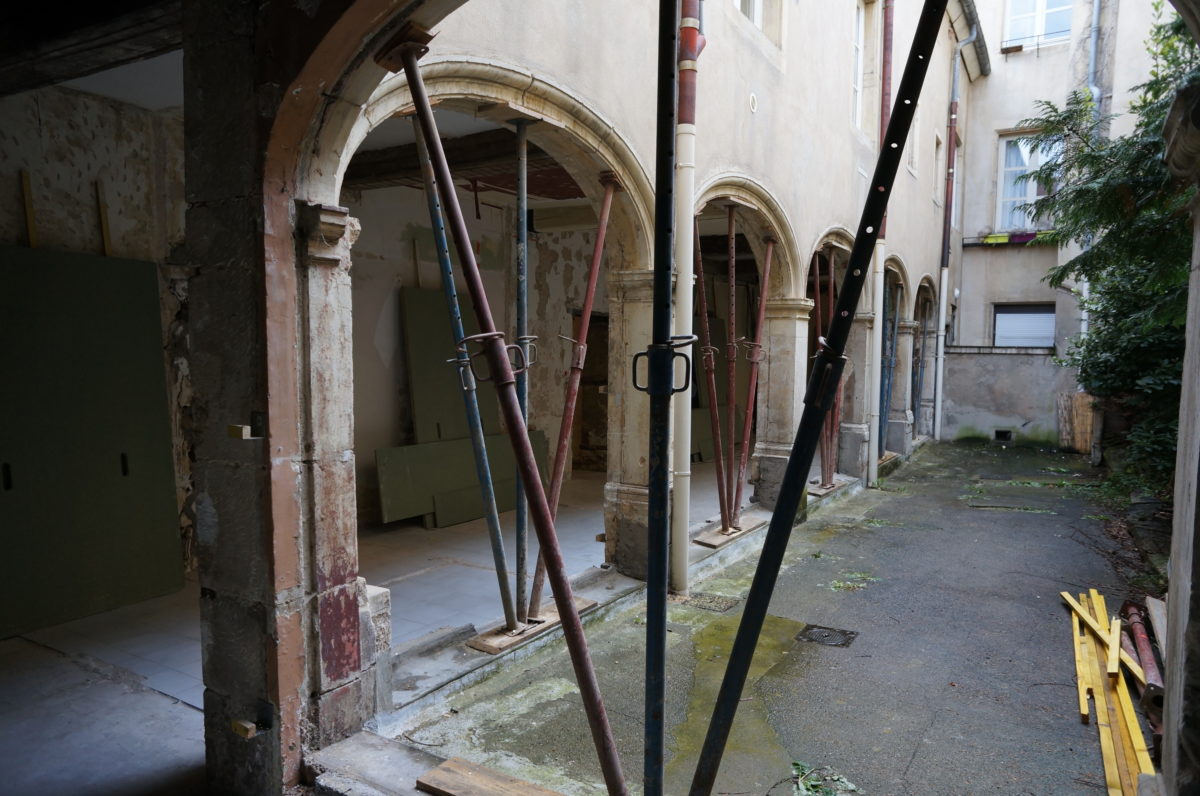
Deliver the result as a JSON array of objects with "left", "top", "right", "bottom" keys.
[{"left": 1062, "top": 590, "right": 1156, "bottom": 794}]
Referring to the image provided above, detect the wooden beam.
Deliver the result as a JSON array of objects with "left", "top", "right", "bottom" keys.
[
  {"left": 345, "top": 128, "right": 553, "bottom": 191},
  {"left": 1072, "top": 596, "right": 1090, "bottom": 724},
  {"left": 1061, "top": 592, "right": 1146, "bottom": 686},
  {"left": 0, "top": 1, "right": 180, "bottom": 97},
  {"left": 417, "top": 757, "right": 564, "bottom": 796}
]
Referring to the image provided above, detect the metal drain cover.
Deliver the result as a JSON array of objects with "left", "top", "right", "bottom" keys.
[
  {"left": 669, "top": 592, "right": 740, "bottom": 613},
  {"left": 796, "top": 624, "right": 858, "bottom": 647}
]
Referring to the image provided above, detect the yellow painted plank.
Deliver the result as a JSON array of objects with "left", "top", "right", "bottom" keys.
[
  {"left": 1107, "top": 617, "right": 1121, "bottom": 681},
  {"left": 1081, "top": 634, "right": 1123, "bottom": 796},
  {"left": 1084, "top": 594, "right": 1136, "bottom": 794},
  {"left": 1072, "top": 604, "right": 1090, "bottom": 723},
  {"left": 1114, "top": 671, "right": 1156, "bottom": 775},
  {"left": 1060, "top": 592, "right": 1146, "bottom": 686}
]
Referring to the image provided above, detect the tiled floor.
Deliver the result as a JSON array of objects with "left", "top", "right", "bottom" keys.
[{"left": 11, "top": 457, "right": 770, "bottom": 701}]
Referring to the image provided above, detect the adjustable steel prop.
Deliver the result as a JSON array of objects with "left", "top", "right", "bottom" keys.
[
  {"left": 732, "top": 237, "right": 773, "bottom": 526},
  {"left": 724, "top": 206, "right": 739, "bottom": 528},
  {"left": 514, "top": 118, "right": 531, "bottom": 623},
  {"left": 382, "top": 32, "right": 628, "bottom": 795},
  {"left": 412, "top": 119, "right": 517, "bottom": 632},
  {"left": 527, "top": 173, "right": 620, "bottom": 621},
  {"left": 694, "top": 220, "right": 731, "bottom": 532},
  {"left": 639, "top": 0, "right": 686, "bottom": 792},
  {"left": 687, "top": 2, "right": 949, "bottom": 792}
]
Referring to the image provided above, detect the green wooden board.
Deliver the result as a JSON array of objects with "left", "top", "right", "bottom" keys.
[
  {"left": 400, "top": 287, "right": 500, "bottom": 444},
  {"left": 377, "top": 430, "right": 548, "bottom": 526},
  {"left": 0, "top": 246, "right": 181, "bottom": 637}
]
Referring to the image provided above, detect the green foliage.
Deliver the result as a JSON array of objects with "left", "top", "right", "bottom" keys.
[
  {"left": 792, "top": 761, "right": 859, "bottom": 795},
  {"left": 1016, "top": 5, "right": 1195, "bottom": 492}
]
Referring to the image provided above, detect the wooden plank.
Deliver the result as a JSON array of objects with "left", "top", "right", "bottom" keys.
[
  {"left": 1086, "top": 594, "right": 1138, "bottom": 793},
  {"left": 1107, "top": 617, "right": 1122, "bottom": 681},
  {"left": 465, "top": 596, "right": 597, "bottom": 655},
  {"left": 1145, "top": 596, "right": 1168, "bottom": 659},
  {"left": 1081, "top": 633, "right": 1123, "bottom": 796},
  {"left": 96, "top": 180, "right": 112, "bottom": 257},
  {"left": 1072, "top": 598, "right": 1090, "bottom": 724},
  {"left": 1114, "top": 669, "right": 1156, "bottom": 776},
  {"left": 693, "top": 519, "right": 767, "bottom": 549},
  {"left": 1060, "top": 592, "right": 1146, "bottom": 686},
  {"left": 417, "top": 756, "right": 564, "bottom": 796},
  {"left": 20, "top": 170, "right": 37, "bottom": 248}
]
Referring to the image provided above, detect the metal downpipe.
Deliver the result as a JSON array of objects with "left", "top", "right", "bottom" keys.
[
  {"left": 670, "top": 0, "right": 706, "bottom": 593},
  {"left": 514, "top": 119, "right": 530, "bottom": 623},
  {"left": 867, "top": 241, "right": 884, "bottom": 486}
]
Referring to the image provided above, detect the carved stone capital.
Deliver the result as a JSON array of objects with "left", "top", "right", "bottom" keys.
[{"left": 763, "top": 297, "right": 814, "bottom": 322}]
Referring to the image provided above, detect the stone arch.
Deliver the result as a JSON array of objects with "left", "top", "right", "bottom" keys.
[
  {"left": 307, "top": 57, "right": 655, "bottom": 270},
  {"left": 695, "top": 172, "right": 801, "bottom": 299},
  {"left": 883, "top": 254, "right": 913, "bottom": 317}
]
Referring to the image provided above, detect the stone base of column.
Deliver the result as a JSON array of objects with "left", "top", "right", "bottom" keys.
[
  {"left": 839, "top": 422, "right": 870, "bottom": 483},
  {"left": 604, "top": 481, "right": 650, "bottom": 580},
  {"left": 751, "top": 441, "right": 794, "bottom": 510}
]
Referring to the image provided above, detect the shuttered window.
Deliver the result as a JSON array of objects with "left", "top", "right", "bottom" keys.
[{"left": 994, "top": 304, "right": 1055, "bottom": 347}]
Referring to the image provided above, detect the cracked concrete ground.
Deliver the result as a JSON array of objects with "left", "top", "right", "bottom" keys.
[{"left": 380, "top": 441, "right": 1137, "bottom": 795}]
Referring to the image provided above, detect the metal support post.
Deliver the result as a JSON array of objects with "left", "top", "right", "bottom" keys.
[
  {"left": 686, "top": 3, "right": 947, "bottom": 791},
  {"left": 694, "top": 221, "right": 731, "bottom": 532},
  {"left": 413, "top": 119, "right": 517, "bottom": 632},
  {"left": 725, "top": 205, "right": 740, "bottom": 528},
  {"left": 514, "top": 118, "right": 531, "bottom": 624},
  {"left": 732, "top": 237, "right": 773, "bottom": 522},
  {"left": 640, "top": 2, "right": 682, "bottom": 792},
  {"left": 383, "top": 34, "right": 627, "bottom": 795},
  {"left": 527, "top": 173, "right": 620, "bottom": 620}
]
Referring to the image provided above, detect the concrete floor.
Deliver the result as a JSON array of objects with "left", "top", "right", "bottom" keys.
[
  {"left": 378, "top": 442, "right": 1133, "bottom": 795},
  {"left": 0, "top": 637, "right": 205, "bottom": 796},
  {"left": 0, "top": 447, "right": 849, "bottom": 795}
]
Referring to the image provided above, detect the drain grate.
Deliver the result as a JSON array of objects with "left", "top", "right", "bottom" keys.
[
  {"left": 796, "top": 624, "right": 858, "bottom": 647},
  {"left": 669, "top": 592, "right": 740, "bottom": 613}
]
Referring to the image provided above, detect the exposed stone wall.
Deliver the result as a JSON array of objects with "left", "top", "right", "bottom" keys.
[{"left": 0, "top": 85, "right": 194, "bottom": 566}]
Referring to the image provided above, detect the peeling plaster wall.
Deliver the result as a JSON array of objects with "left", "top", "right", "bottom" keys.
[
  {"left": 943, "top": 347, "right": 1075, "bottom": 444},
  {"left": 0, "top": 85, "right": 193, "bottom": 564},
  {"left": 345, "top": 184, "right": 609, "bottom": 524}
]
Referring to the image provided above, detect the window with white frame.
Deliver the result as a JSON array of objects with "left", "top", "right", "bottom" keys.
[
  {"left": 1005, "top": 0, "right": 1072, "bottom": 48},
  {"left": 852, "top": 2, "right": 865, "bottom": 128},
  {"left": 737, "top": 0, "right": 764, "bottom": 29},
  {"left": 996, "top": 133, "right": 1054, "bottom": 231},
  {"left": 994, "top": 304, "right": 1056, "bottom": 347}
]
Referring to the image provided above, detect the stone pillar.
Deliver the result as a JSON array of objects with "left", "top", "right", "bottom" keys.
[
  {"left": 605, "top": 269, "right": 655, "bottom": 578},
  {"left": 751, "top": 297, "right": 813, "bottom": 507},
  {"left": 886, "top": 320, "right": 917, "bottom": 455},
  {"left": 296, "top": 202, "right": 378, "bottom": 744},
  {"left": 838, "top": 312, "right": 875, "bottom": 482}
]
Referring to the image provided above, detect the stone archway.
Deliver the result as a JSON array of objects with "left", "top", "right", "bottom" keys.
[{"left": 692, "top": 175, "right": 807, "bottom": 508}]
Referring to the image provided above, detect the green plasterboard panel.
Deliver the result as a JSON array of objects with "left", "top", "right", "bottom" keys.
[
  {"left": 433, "top": 478, "right": 517, "bottom": 528},
  {"left": 692, "top": 407, "right": 716, "bottom": 463},
  {"left": 400, "top": 287, "right": 500, "bottom": 444},
  {"left": 377, "top": 430, "right": 548, "bottom": 525},
  {"left": 0, "top": 246, "right": 181, "bottom": 638}
]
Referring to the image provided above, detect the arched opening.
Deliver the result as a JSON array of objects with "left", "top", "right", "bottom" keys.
[
  {"left": 879, "top": 263, "right": 907, "bottom": 458},
  {"left": 340, "top": 73, "right": 650, "bottom": 648},
  {"left": 805, "top": 241, "right": 852, "bottom": 490},
  {"left": 690, "top": 182, "right": 799, "bottom": 520},
  {"left": 911, "top": 280, "right": 938, "bottom": 440}
]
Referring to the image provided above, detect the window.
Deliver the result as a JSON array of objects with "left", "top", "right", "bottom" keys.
[
  {"left": 996, "top": 134, "right": 1055, "bottom": 231},
  {"left": 737, "top": 0, "right": 764, "bottom": 29},
  {"left": 1005, "top": 0, "right": 1071, "bottom": 48},
  {"left": 994, "top": 304, "right": 1055, "bottom": 347},
  {"left": 852, "top": 2, "right": 865, "bottom": 128}
]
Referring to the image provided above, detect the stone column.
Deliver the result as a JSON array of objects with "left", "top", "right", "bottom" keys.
[
  {"left": 838, "top": 312, "right": 875, "bottom": 482},
  {"left": 751, "top": 297, "right": 813, "bottom": 507},
  {"left": 886, "top": 320, "right": 917, "bottom": 455},
  {"left": 605, "top": 269, "right": 655, "bottom": 578},
  {"left": 295, "top": 203, "right": 386, "bottom": 744}
]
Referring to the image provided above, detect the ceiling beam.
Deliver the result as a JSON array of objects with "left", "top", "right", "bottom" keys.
[
  {"left": 344, "top": 128, "right": 554, "bottom": 191},
  {"left": 0, "top": 1, "right": 180, "bottom": 97}
]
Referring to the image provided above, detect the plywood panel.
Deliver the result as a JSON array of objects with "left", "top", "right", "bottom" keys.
[{"left": 0, "top": 246, "right": 180, "bottom": 636}]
